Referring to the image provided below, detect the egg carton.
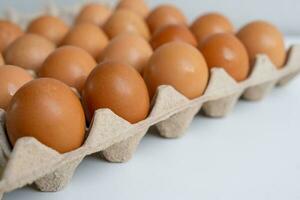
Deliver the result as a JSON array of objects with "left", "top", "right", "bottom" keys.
[
  {"left": 1, "top": 1, "right": 300, "bottom": 198},
  {"left": 0, "top": 44, "right": 299, "bottom": 197}
]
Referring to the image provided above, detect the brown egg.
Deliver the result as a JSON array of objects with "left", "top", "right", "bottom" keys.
[
  {"left": 4, "top": 33, "right": 55, "bottom": 71},
  {"left": 144, "top": 41, "right": 209, "bottom": 99},
  {"left": 27, "top": 15, "right": 69, "bottom": 45},
  {"left": 237, "top": 20, "right": 286, "bottom": 68},
  {"left": 0, "top": 65, "right": 33, "bottom": 110},
  {"left": 82, "top": 62, "right": 150, "bottom": 123},
  {"left": 75, "top": 3, "right": 112, "bottom": 26},
  {"left": 39, "top": 46, "right": 97, "bottom": 91},
  {"left": 191, "top": 12, "right": 234, "bottom": 45},
  {"left": 0, "top": 53, "right": 4, "bottom": 65},
  {"left": 116, "top": 0, "right": 149, "bottom": 18},
  {"left": 199, "top": 33, "right": 249, "bottom": 82},
  {"left": 146, "top": 4, "right": 187, "bottom": 34},
  {"left": 150, "top": 24, "right": 197, "bottom": 49},
  {"left": 0, "top": 20, "right": 23, "bottom": 53},
  {"left": 6, "top": 78, "right": 86, "bottom": 153},
  {"left": 99, "top": 33, "right": 153, "bottom": 73},
  {"left": 61, "top": 23, "right": 108, "bottom": 59},
  {"left": 103, "top": 9, "right": 150, "bottom": 40}
]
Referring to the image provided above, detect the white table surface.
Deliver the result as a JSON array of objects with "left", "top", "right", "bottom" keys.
[{"left": 4, "top": 38, "right": 300, "bottom": 200}]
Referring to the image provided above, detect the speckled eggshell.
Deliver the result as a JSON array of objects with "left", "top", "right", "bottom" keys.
[
  {"left": 0, "top": 65, "right": 33, "bottom": 110},
  {"left": 75, "top": 3, "right": 112, "bottom": 27},
  {"left": 82, "top": 61, "right": 150, "bottom": 124},
  {"left": 39, "top": 46, "right": 97, "bottom": 91},
  {"left": 116, "top": 0, "right": 149, "bottom": 18},
  {"left": 99, "top": 33, "right": 153, "bottom": 73},
  {"left": 6, "top": 78, "right": 86, "bottom": 153},
  {"left": 27, "top": 15, "right": 69, "bottom": 45},
  {"left": 146, "top": 4, "right": 187, "bottom": 34},
  {"left": 0, "top": 20, "right": 23, "bottom": 53},
  {"left": 199, "top": 33, "right": 250, "bottom": 82},
  {"left": 61, "top": 23, "right": 109, "bottom": 59},
  {"left": 150, "top": 24, "right": 197, "bottom": 49},
  {"left": 237, "top": 20, "right": 286, "bottom": 68},
  {"left": 4, "top": 33, "right": 56, "bottom": 71},
  {"left": 143, "top": 41, "right": 209, "bottom": 99},
  {"left": 103, "top": 9, "right": 150, "bottom": 40},
  {"left": 190, "top": 12, "right": 234, "bottom": 45}
]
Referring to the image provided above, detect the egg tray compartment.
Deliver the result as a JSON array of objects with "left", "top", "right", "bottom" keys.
[{"left": 0, "top": 45, "right": 299, "bottom": 198}]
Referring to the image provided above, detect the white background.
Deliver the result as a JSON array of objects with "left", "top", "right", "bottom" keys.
[
  {"left": 0, "top": 0, "right": 300, "bottom": 34},
  {"left": 4, "top": 38, "right": 300, "bottom": 200}
]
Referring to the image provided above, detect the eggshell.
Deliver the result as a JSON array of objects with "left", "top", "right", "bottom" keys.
[
  {"left": 199, "top": 33, "right": 250, "bottom": 82},
  {"left": 99, "top": 33, "right": 153, "bottom": 73},
  {"left": 61, "top": 23, "right": 109, "bottom": 59},
  {"left": 82, "top": 62, "right": 150, "bottom": 124},
  {"left": 4, "top": 33, "right": 56, "bottom": 71},
  {"left": 146, "top": 4, "right": 187, "bottom": 34},
  {"left": 75, "top": 3, "right": 112, "bottom": 26},
  {"left": 27, "top": 15, "right": 69, "bottom": 45},
  {"left": 116, "top": 0, "right": 149, "bottom": 18},
  {"left": 39, "top": 46, "right": 97, "bottom": 91},
  {"left": 150, "top": 24, "right": 197, "bottom": 49},
  {"left": 103, "top": 9, "right": 150, "bottom": 40},
  {"left": 0, "top": 65, "right": 33, "bottom": 110},
  {"left": 191, "top": 12, "right": 234, "bottom": 45},
  {"left": 0, "top": 20, "right": 23, "bottom": 53},
  {"left": 6, "top": 78, "right": 86, "bottom": 153},
  {"left": 237, "top": 20, "right": 286, "bottom": 68},
  {"left": 0, "top": 53, "right": 4, "bottom": 65},
  {"left": 143, "top": 41, "right": 209, "bottom": 99}
]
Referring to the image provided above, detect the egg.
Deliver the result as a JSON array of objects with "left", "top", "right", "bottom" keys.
[
  {"left": 143, "top": 41, "right": 209, "bottom": 99},
  {"left": 39, "top": 46, "right": 97, "bottom": 91},
  {"left": 237, "top": 20, "right": 286, "bottom": 68},
  {"left": 191, "top": 12, "right": 234, "bottom": 45},
  {"left": 0, "top": 20, "right": 23, "bottom": 53},
  {"left": 82, "top": 62, "right": 150, "bottom": 123},
  {"left": 61, "top": 23, "right": 108, "bottom": 59},
  {"left": 150, "top": 24, "right": 197, "bottom": 49},
  {"left": 99, "top": 33, "right": 153, "bottom": 73},
  {"left": 6, "top": 78, "right": 86, "bottom": 153},
  {"left": 27, "top": 15, "right": 69, "bottom": 45},
  {"left": 103, "top": 9, "right": 150, "bottom": 40},
  {"left": 0, "top": 65, "right": 33, "bottom": 110},
  {"left": 116, "top": 0, "right": 149, "bottom": 18},
  {"left": 146, "top": 4, "right": 187, "bottom": 34},
  {"left": 4, "top": 33, "right": 55, "bottom": 71},
  {"left": 75, "top": 3, "right": 112, "bottom": 26},
  {"left": 0, "top": 53, "right": 4, "bottom": 65},
  {"left": 199, "top": 33, "right": 250, "bottom": 81}
]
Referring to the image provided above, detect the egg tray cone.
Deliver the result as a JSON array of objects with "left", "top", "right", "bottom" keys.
[{"left": 0, "top": 44, "right": 299, "bottom": 197}]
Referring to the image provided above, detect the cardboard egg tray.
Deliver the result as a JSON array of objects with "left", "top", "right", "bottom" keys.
[
  {"left": 0, "top": 45, "right": 300, "bottom": 197},
  {"left": 1, "top": 2, "right": 300, "bottom": 199}
]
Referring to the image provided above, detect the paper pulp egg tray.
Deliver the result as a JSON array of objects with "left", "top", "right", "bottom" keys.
[{"left": 0, "top": 2, "right": 300, "bottom": 199}]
